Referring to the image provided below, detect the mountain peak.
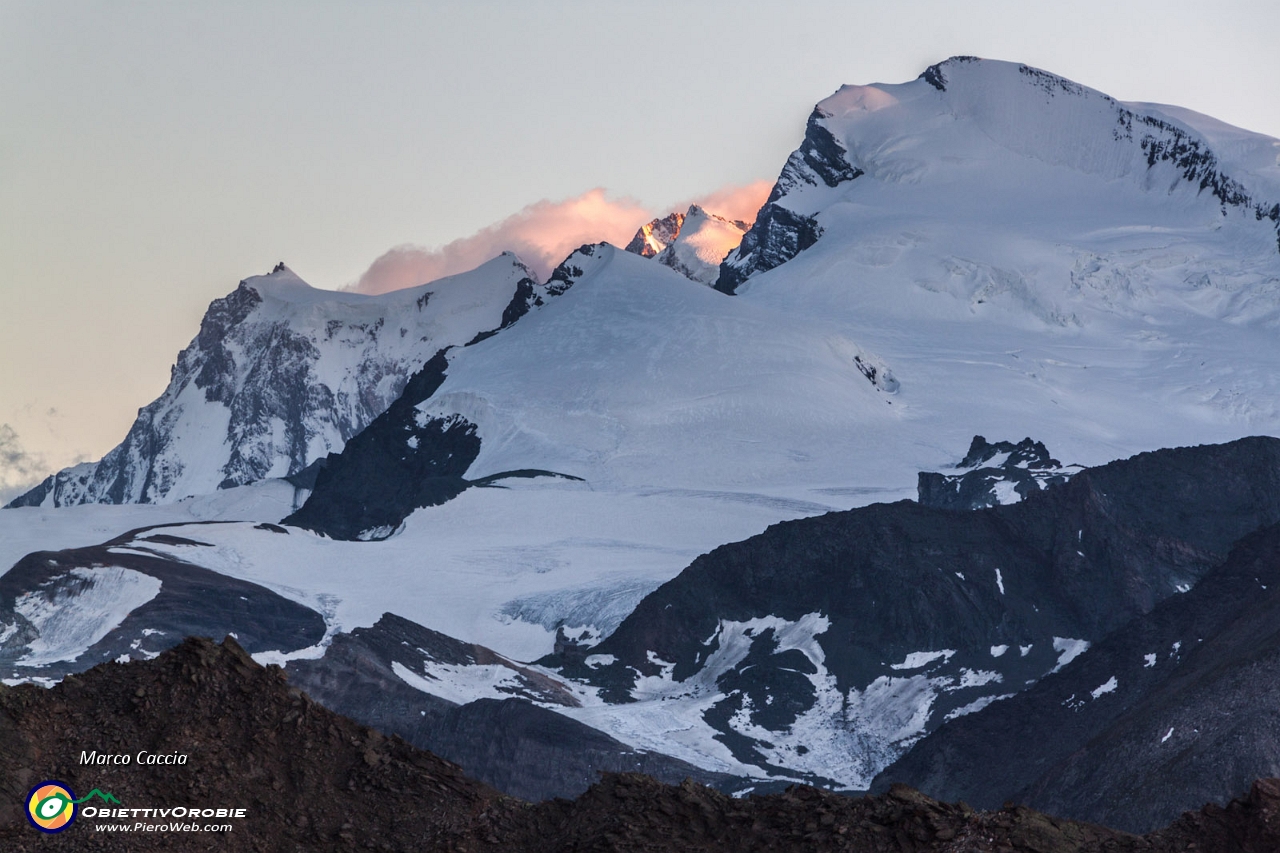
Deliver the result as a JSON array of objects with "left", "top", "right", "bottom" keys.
[
  {"left": 625, "top": 212, "right": 685, "bottom": 258},
  {"left": 652, "top": 206, "right": 748, "bottom": 285},
  {"left": 917, "top": 55, "right": 983, "bottom": 91},
  {"left": 622, "top": 205, "right": 750, "bottom": 286},
  {"left": 719, "top": 56, "right": 1280, "bottom": 293},
  {"left": 13, "top": 254, "right": 544, "bottom": 507}
]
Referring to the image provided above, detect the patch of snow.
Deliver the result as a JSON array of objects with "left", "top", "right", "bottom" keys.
[
  {"left": 1144, "top": 653, "right": 1157, "bottom": 668},
  {"left": 989, "top": 644, "right": 1009, "bottom": 657},
  {"left": 994, "top": 568, "right": 1005, "bottom": 595},
  {"left": 1051, "top": 637, "right": 1090, "bottom": 673},
  {"left": 950, "top": 668, "right": 1002, "bottom": 690},
  {"left": 252, "top": 643, "right": 330, "bottom": 667},
  {"left": 944, "top": 692, "right": 1015, "bottom": 721},
  {"left": 1091, "top": 676, "right": 1118, "bottom": 699},
  {"left": 556, "top": 614, "right": 840, "bottom": 780},
  {"left": 15, "top": 567, "right": 162, "bottom": 667},
  {"left": 991, "top": 481, "right": 1021, "bottom": 505},
  {"left": 393, "top": 659, "right": 525, "bottom": 706},
  {"left": 889, "top": 649, "right": 956, "bottom": 671},
  {"left": 3, "top": 675, "right": 56, "bottom": 688},
  {"left": 1162, "top": 727, "right": 1175, "bottom": 743},
  {"left": 841, "top": 674, "right": 948, "bottom": 761}
]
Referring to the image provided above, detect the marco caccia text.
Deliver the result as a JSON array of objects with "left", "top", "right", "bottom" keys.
[{"left": 80, "top": 751, "right": 188, "bottom": 765}]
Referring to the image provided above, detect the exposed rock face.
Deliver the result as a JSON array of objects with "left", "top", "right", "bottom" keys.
[
  {"left": 9, "top": 258, "right": 536, "bottom": 508},
  {"left": 716, "top": 107, "right": 863, "bottom": 293},
  {"left": 876, "top": 517, "right": 1280, "bottom": 832},
  {"left": 917, "top": 436, "right": 1082, "bottom": 511},
  {"left": 2, "top": 636, "right": 1278, "bottom": 851},
  {"left": 282, "top": 349, "right": 479, "bottom": 540},
  {"left": 285, "top": 249, "right": 590, "bottom": 540},
  {"left": 918, "top": 55, "right": 982, "bottom": 91},
  {"left": 563, "top": 437, "right": 1280, "bottom": 789},
  {"left": 625, "top": 211, "right": 685, "bottom": 258}
]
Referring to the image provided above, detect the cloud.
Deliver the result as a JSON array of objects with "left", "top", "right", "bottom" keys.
[
  {"left": 682, "top": 179, "right": 774, "bottom": 226},
  {"left": 351, "top": 189, "right": 652, "bottom": 294},
  {"left": 0, "top": 424, "right": 50, "bottom": 504},
  {"left": 350, "top": 179, "right": 775, "bottom": 294}
]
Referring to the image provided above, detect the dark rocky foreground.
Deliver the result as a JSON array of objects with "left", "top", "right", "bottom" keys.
[{"left": 2, "top": 637, "right": 1280, "bottom": 851}]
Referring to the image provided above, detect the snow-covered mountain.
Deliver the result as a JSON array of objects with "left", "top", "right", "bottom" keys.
[
  {"left": 10, "top": 256, "right": 538, "bottom": 508},
  {"left": 6, "top": 56, "right": 1280, "bottom": 819},
  {"left": 288, "top": 241, "right": 902, "bottom": 540},
  {"left": 284, "top": 60, "right": 1280, "bottom": 550},
  {"left": 626, "top": 206, "right": 750, "bottom": 285},
  {"left": 719, "top": 56, "right": 1280, "bottom": 295},
  {"left": 243, "top": 57, "right": 1280, "bottom": 791},
  {"left": 654, "top": 205, "right": 749, "bottom": 284}
]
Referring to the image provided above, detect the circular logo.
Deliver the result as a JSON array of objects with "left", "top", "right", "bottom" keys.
[{"left": 26, "top": 781, "right": 77, "bottom": 833}]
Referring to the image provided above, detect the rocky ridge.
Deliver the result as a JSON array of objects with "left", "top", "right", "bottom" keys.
[{"left": 917, "top": 436, "right": 1083, "bottom": 511}]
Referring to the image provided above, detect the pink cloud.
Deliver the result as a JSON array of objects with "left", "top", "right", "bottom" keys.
[
  {"left": 350, "top": 180, "right": 775, "bottom": 294},
  {"left": 683, "top": 179, "right": 774, "bottom": 226},
  {"left": 351, "top": 189, "right": 651, "bottom": 294}
]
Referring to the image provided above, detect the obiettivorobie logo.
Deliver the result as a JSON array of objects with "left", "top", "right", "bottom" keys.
[
  {"left": 26, "top": 782, "right": 120, "bottom": 833},
  {"left": 26, "top": 783, "right": 244, "bottom": 834}
]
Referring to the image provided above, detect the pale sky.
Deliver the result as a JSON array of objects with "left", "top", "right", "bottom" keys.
[{"left": 2, "top": 0, "right": 1278, "bottom": 497}]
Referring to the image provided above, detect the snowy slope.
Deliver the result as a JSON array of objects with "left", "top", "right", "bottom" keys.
[
  {"left": 415, "top": 243, "right": 905, "bottom": 494},
  {"left": 722, "top": 56, "right": 1280, "bottom": 299},
  {"left": 0, "top": 478, "right": 301, "bottom": 578},
  {"left": 712, "top": 57, "right": 1280, "bottom": 468},
  {"left": 12, "top": 256, "right": 536, "bottom": 507}
]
